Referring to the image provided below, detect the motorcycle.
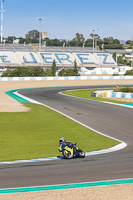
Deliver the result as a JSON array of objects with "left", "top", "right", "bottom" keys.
[{"left": 59, "top": 142, "right": 85, "bottom": 159}]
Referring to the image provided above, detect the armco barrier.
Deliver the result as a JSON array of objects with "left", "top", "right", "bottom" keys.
[{"left": 0, "top": 76, "right": 133, "bottom": 81}]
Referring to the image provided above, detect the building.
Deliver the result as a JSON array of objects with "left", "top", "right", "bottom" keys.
[{"left": 42, "top": 32, "right": 48, "bottom": 40}]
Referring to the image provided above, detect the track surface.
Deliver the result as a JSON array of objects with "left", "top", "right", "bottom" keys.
[{"left": 1, "top": 85, "right": 133, "bottom": 189}]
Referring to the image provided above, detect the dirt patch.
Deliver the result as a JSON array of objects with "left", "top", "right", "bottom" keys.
[{"left": 0, "top": 183, "right": 133, "bottom": 200}]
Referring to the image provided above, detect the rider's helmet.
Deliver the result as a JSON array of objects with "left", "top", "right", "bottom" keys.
[{"left": 59, "top": 137, "right": 65, "bottom": 143}]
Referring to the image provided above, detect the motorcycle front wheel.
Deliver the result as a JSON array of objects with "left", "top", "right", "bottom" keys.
[
  {"left": 78, "top": 150, "right": 85, "bottom": 158},
  {"left": 62, "top": 150, "right": 72, "bottom": 159}
]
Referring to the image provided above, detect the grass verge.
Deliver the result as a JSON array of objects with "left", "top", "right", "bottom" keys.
[
  {"left": 62, "top": 88, "right": 133, "bottom": 104},
  {"left": 0, "top": 103, "right": 119, "bottom": 161}
]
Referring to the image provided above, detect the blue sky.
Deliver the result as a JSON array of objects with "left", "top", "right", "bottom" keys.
[{"left": 2, "top": 0, "right": 133, "bottom": 41}]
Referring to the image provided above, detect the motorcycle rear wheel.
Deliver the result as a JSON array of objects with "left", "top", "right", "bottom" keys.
[{"left": 62, "top": 150, "right": 72, "bottom": 159}]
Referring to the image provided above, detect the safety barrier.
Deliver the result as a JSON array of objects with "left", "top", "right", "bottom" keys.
[
  {"left": 0, "top": 75, "right": 133, "bottom": 81},
  {"left": 91, "top": 90, "right": 133, "bottom": 99}
]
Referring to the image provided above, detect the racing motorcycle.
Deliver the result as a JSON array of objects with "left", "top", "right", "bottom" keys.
[{"left": 59, "top": 142, "right": 85, "bottom": 159}]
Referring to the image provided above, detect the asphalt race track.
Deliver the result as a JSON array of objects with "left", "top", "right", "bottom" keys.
[{"left": 0, "top": 85, "right": 133, "bottom": 189}]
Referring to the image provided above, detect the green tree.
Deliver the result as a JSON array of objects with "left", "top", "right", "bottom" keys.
[
  {"left": 75, "top": 33, "right": 85, "bottom": 43},
  {"left": 52, "top": 39, "right": 61, "bottom": 46},
  {"left": 58, "top": 69, "right": 66, "bottom": 76},
  {"left": 113, "top": 53, "right": 116, "bottom": 61},
  {"left": 85, "top": 39, "right": 93, "bottom": 47},
  {"left": 26, "top": 30, "right": 39, "bottom": 40},
  {"left": 125, "top": 70, "right": 133, "bottom": 75},
  {"left": 73, "top": 60, "right": 79, "bottom": 76},
  {"left": 44, "top": 38, "right": 53, "bottom": 46},
  {"left": 89, "top": 33, "right": 101, "bottom": 49},
  {"left": 52, "top": 59, "right": 56, "bottom": 76},
  {"left": 44, "top": 38, "right": 63, "bottom": 46},
  {"left": 103, "top": 37, "right": 114, "bottom": 45},
  {"left": 2, "top": 66, "right": 46, "bottom": 77},
  {"left": 6, "top": 36, "right": 16, "bottom": 43},
  {"left": 68, "top": 40, "right": 78, "bottom": 47},
  {"left": 116, "top": 55, "right": 131, "bottom": 67},
  {"left": 18, "top": 37, "right": 27, "bottom": 44},
  {"left": 58, "top": 60, "right": 80, "bottom": 76},
  {"left": 113, "top": 39, "right": 120, "bottom": 44},
  {"left": 68, "top": 33, "right": 85, "bottom": 47},
  {"left": 90, "top": 33, "right": 100, "bottom": 40},
  {"left": 126, "top": 40, "right": 132, "bottom": 45},
  {"left": 44, "top": 69, "right": 53, "bottom": 76},
  {"left": 33, "top": 66, "right": 45, "bottom": 76},
  {"left": 103, "top": 37, "right": 123, "bottom": 49},
  {"left": 9, "top": 67, "right": 34, "bottom": 77},
  {"left": 2, "top": 69, "right": 12, "bottom": 77}
]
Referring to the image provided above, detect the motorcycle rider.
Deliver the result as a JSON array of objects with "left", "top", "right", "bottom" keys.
[
  {"left": 59, "top": 137, "right": 79, "bottom": 152},
  {"left": 59, "top": 137, "right": 73, "bottom": 146}
]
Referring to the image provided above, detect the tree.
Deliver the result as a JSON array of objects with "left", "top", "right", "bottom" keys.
[
  {"left": 43, "top": 38, "right": 64, "bottom": 46},
  {"left": 26, "top": 30, "right": 39, "bottom": 40},
  {"left": 52, "top": 39, "right": 61, "bottom": 46},
  {"left": 105, "top": 44, "right": 123, "bottom": 49},
  {"left": 68, "top": 40, "right": 78, "bottom": 47},
  {"left": 18, "top": 37, "right": 26, "bottom": 44},
  {"left": 33, "top": 66, "right": 45, "bottom": 76},
  {"left": 103, "top": 37, "right": 116, "bottom": 45},
  {"left": 74, "top": 33, "right": 85, "bottom": 43},
  {"left": 44, "top": 38, "right": 53, "bottom": 46},
  {"left": 58, "top": 60, "right": 80, "bottom": 76},
  {"left": 125, "top": 70, "right": 133, "bottom": 75},
  {"left": 58, "top": 69, "right": 65, "bottom": 76},
  {"left": 89, "top": 33, "right": 101, "bottom": 49},
  {"left": 116, "top": 55, "right": 131, "bottom": 66},
  {"left": 126, "top": 40, "right": 132, "bottom": 45},
  {"left": 90, "top": 33, "right": 100, "bottom": 40},
  {"left": 69, "top": 33, "right": 85, "bottom": 47},
  {"left": 103, "top": 37, "right": 122, "bottom": 49},
  {"left": 113, "top": 53, "right": 116, "bottom": 61},
  {"left": 2, "top": 69, "right": 12, "bottom": 77},
  {"left": 73, "top": 60, "right": 79, "bottom": 76},
  {"left": 44, "top": 69, "right": 53, "bottom": 76},
  {"left": 113, "top": 39, "right": 120, "bottom": 44},
  {"left": 6, "top": 36, "right": 16, "bottom": 43},
  {"left": 103, "top": 37, "right": 114, "bottom": 45},
  {"left": 85, "top": 39, "right": 93, "bottom": 47},
  {"left": 2, "top": 66, "right": 46, "bottom": 77},
  {"left": 97, "top": 39, "right": 103, "bottom": 47},
  {"left": 52, "top": 59, "right": 56, "bottom": 76}
]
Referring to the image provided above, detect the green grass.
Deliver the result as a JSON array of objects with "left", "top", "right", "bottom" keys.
[
  {"left": 62, "top": 88, "right": 133, "bottom": 104},
  {"left": 0, "top": 103, "right": 119, "bottom": 161}
]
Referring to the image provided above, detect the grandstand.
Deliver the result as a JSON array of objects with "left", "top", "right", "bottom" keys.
[{"left": 0, "top": 44, "right": 131, "bottom": 74}]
